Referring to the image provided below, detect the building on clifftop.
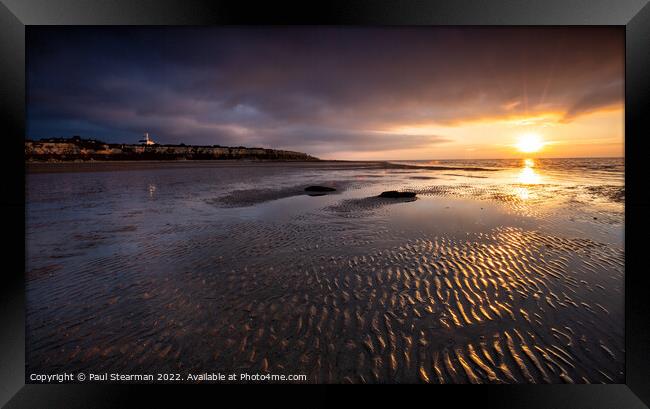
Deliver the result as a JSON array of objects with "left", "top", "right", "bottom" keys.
[{"left": 138, "top": 132, "right": 156, "bottom": 145}]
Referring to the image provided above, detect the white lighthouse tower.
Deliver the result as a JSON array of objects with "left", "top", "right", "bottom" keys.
[{"left": 139, "top": 132, "right": 156, "bottom": 145}]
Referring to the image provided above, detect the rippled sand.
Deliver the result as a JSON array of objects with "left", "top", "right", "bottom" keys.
[{"left": 26, "top": 158, "right": 624, "bottom": 383}]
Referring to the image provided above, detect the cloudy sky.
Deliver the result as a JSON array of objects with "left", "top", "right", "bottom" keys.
[{"left": 27, "top": 27, "right": 624, "bottom": 160}]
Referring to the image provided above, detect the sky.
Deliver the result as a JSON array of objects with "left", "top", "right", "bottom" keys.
[{"left": 27, "top": 27, "right": 624, "bottom": 160}]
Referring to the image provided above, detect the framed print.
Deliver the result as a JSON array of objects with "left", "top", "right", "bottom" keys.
[{"left": 1, "top": 0, "right": 649, "bottom": 408}]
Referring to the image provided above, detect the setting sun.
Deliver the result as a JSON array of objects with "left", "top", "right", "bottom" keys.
[{"left": 516, "top": 133, "right": 545, "bottom": 153}]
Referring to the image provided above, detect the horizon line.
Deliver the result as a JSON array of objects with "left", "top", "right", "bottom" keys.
[{"left": 327, "top": 155, "right": 625, "bottom": 161}]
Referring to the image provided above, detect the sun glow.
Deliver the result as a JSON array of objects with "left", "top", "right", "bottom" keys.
[{"left": 516, "top": 133, "right": 545, "bottom": 153}]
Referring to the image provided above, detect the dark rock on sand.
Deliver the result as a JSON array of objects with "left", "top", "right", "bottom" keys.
[
  {"left": 305, "top": 186, "right": 336, "bottom": 192},
  {"left": 379, "top": 190, "right": 417, "bottom": 198}
]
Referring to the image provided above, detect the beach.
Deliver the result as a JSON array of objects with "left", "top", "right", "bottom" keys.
[{"left": 25, "top": 158, "right": 624, "bottom": 383}]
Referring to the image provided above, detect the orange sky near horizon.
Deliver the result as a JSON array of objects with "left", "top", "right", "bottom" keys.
[{"left": 324, "top": 105, "right": 624, "bottom": 161}]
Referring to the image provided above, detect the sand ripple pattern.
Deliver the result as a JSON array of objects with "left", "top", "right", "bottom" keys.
[{"left": 26, "top": 219, "right": 623, "bottom": 383}]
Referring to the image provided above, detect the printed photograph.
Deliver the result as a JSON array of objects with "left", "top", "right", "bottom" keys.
[{"left": 26, "top": 27, "right": 624, "bottom": 384}]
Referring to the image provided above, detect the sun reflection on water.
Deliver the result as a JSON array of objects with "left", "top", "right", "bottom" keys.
[
  {"left": 519, "top": 167, "right": 541, "bottom": 185},
  {"left": 518, "top": 159, "right": 541, "bottom": 184},
  {"left": 516, "top": 159, "right": 541, "bottom": 199}
]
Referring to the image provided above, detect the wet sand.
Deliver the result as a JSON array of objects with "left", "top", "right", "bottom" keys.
[
  {"left": 26, "top": 160, "right": 384, "bottom": 174},
  {"left": 26, "top": 158, "right": 624, "bottom": 383},
  {"left": 26, "top": 159, "right": 499, "bottom": 174}
]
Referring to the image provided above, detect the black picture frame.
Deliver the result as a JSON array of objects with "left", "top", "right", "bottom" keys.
[{"left": 1, "top": 1, "right": 649, "bottom": 407}]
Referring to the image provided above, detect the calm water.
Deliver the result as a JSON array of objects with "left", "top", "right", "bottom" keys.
[{"left": 26, "top": 158, "right": 624, "bottom": 383}]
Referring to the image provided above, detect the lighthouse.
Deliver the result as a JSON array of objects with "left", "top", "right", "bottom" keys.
[{"left": 139, "top": 132, "right": 156, "bottom": 145}]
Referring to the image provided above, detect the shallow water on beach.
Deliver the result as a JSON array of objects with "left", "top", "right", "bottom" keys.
[{"left": 26, "top": 158, "right": 624, "bottom": 383}]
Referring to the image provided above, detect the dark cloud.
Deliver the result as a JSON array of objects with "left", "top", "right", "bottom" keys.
[
  {"left": 562, "top": 80, "right": 624, "bottom": 122},
  {"left": 27, "top": 27, "right": 623, "bottom": 155}
]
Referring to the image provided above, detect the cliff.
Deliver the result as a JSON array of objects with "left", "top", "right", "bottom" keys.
[{"left": 25, "top": 137, "right": 319, "bottom": 161}]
